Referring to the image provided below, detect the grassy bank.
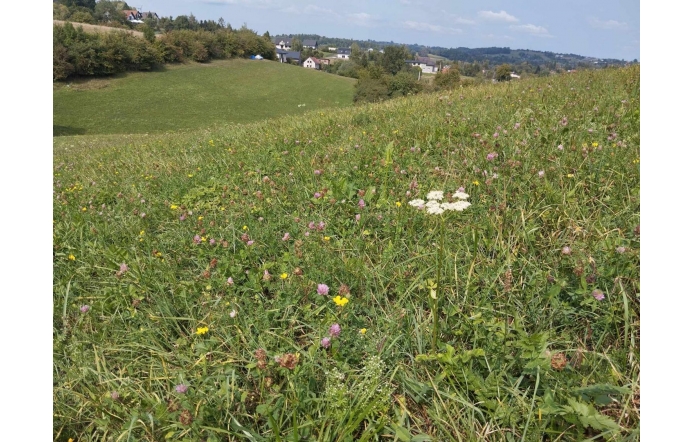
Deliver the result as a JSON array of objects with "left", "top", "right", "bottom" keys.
[
  {"left": 53, "top": 59, "right": 357, "bottom": 136},
  {"left": 53, "top": 66, "right": 640, "bottom": 441}
]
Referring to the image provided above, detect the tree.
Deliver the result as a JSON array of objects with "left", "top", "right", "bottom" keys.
[
  {"left": 263, "top": 31, "right": 271, "bottom": 41},
  {"left": 94, "top": 1, "right": 125, "bottom": 24},
  {"left": 291, "top": 37, "right": 302, "bottom": 52},
  {"left": 495, "top": 64, "right": 512, "bottom": 82},
  {"left": 350, "top": 42, "right": 361, "bottom": 59},
  {"left": 379, "top": 45, "right": 410, "bottom": 75},
  {"left": 142, "top": 24, "right": 155, "bottom": 43}
]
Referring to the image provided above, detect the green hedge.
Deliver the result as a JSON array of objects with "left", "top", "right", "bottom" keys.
[{"left": 53, "top": 22, "right": 277, "bottom": 81}]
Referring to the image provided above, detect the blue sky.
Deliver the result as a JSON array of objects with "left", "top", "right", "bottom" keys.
[{"left": 132, "top": 0, "right": 640, "bottom": 60}]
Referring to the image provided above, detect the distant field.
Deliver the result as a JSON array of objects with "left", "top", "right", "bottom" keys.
[
  {"left": 53, "top": 20, "right": 154, "bottom": 39},
  {"left": 53, "top": 59, "right": 357, "bottom": 136}
]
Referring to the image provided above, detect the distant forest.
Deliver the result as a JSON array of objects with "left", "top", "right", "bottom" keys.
[{"left": 274, "top": 33, "right": 632, "bottom": 70}]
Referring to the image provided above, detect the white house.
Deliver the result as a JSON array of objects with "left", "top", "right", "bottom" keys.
[
  {"left": 328, "top": 47, "right": 337, "bottom": 51},
  {"left": 303, "top": 57, "right": 321, "bottom": 69},
  {"left": 336, "top": 48, "right": 351, "bottom": 59},
  {"left": 405, "top": 56, "right": 438, "bottom": 74},
  {"left": 274, "top": 38, "right": 291, "bottom": 50}
]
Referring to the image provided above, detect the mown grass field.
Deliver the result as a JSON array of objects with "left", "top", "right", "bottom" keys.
[
  {"left": 53, "top": 66, "right": 639, "bottom": 441},
  {"left": 53, "top": 59, "right": 356, "bottom": 136}
]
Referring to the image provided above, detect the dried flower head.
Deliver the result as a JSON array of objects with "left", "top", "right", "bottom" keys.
[
  {"left": 254, "top": 348, "right": 268, "bottom": 369},
  {"left": 551, "top": 353, "right": 567, "bottom": 370},
  {"left": 276, "top": 353, "right": 299, "bottom": 369},
  {"left": 179, "top": 409, "right": 193, "bottom": 426},
  {"left": 561, "top": 246, "right": 572, "bottom": 255}
]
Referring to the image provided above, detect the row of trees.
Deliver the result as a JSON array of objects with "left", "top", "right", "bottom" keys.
[{"left": 53, "top": 22, "right": 276, "bottom": 80}]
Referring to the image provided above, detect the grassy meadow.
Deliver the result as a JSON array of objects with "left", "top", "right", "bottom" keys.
[
  {"left": 53, "top": 59, "right": 356, "bottom": 136},
  {"left": 53, "top": 66, "right": 640, "bottom": 441}
]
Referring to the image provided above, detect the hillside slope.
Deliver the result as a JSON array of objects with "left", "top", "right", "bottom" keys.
[{"left": 53, "top": 59, "right": 357, "bottom": 136}]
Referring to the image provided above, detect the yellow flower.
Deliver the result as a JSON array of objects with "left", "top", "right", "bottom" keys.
[
  {"left": 333, "top": 295, "right": 349, "bottom": 307},
  {"left": 242, "top": 225, "right": 248, "bottom": 230},
  {"left": 633, "top": 158, "right": 640, "bottom": 164},
  {"left": 196, "top": 326, "right": 209, "bottom": 335},
  {"left": 323, "top": 236, "right": 330, "bottom": 241},
  {"left": 139, "top": 230, "right": 145, "bottom": 236},
  {"left": 396, "top": 201, "right": 402, "bottom": 207},
  {"left": 592, "top": 142, "right": 599, "bottom": 147},
  {"left": 198, "top": 216, "right": 203, "bottom": 221},
  {"left": 472, "top": 180, "right": 480, "bottom": 186},
  {"left": 280, "top": 273, "right": 288, "bottom": 279},
  {"left": 359, "top": 328, "right": 367, "bottom": 334},
  {"left": 170, "top": 204, "right": 178, "bottom": 210},
  {"left": 81, "top": 207, "right": 87, "bottom": 212},
  {"left": 188, "top": 174, "right": 194, "bottom": 178},
  {"left": 567, "top": 173, "right": 574, "bottom": 178},
  {"left": 201, "top": 237, "right": 207, "bottom": 242},
  {"left": 68, "top": 254, "right": 75, "bottom": 261}
]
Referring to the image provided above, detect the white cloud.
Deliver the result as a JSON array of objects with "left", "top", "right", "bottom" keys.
[
  {"left": 455, "top": 17, "right": 475, "bottom": 25},
  {"left": 203, "top": 0, "right": 274, "bottom": 7},
  {"left": 510, "top": 24, "right": 553, "bottom": 37},
  {"left": 348, "top": 12, "right": 377, "bottom": 27},
  {"left": 403, "top": 20, "right": 463, "bottom": 34},
  {"left": 589, "top": 18, "right": 629, "bottom": 30},
  {"left": 478, "top": 10, "right": 519, "bottom": 23},
  {"left": 303, "top": 4, "right": 339, "bottom": 17}
]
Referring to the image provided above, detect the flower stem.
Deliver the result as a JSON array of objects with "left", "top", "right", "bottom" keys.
[{"left": 433, "top": 215, "right": 445, "bottom": 350}]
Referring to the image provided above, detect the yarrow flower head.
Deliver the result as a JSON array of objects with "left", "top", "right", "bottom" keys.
[
  {"left": 426, "top": 190, "right": 444, "bottom": 201},
  {"left": 317, "top": 284, "right": 329, "bottom": 296}
]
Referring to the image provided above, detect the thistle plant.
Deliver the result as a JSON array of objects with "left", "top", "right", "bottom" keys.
[{"left": 409, "top": 189, "right": 471, "bottom": 350}]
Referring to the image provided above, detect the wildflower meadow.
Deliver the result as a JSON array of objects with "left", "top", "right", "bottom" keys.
[{"left": 53, "top": 66, "right": 640, "bottom": 441}]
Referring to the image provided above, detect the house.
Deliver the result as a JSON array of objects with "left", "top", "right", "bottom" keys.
[
  {"left": 336, "top": 48, "right": 351, "bottom": 59},
  {"left": 318, "top": 58, "right": 331, "bottom": 66},
  {"left": 274, "top": 38, "right": 291, "bottom": 50},
  {"left": 510, "top": 72, "right": 521, "bottom": 79},
  {"left": 303, "top": 57, "right": 321, "bottom": 69},
  {"left": 405, "top": 56, "right": 438, "bottom": 74},
  {"left": 141, "top": 11, "right": 159, "bottom": 21},
  {"left": 123, "top": 10, "right": 143, "bottom": 23},
  {"left": 276, "top": 50, "right": 301, "bottom": 64},
  {"left": 303, "top": 39, "right": 318, "bottom": 50},
  {"left": 328, "top": 47, "right": 337, "bottom": 51}
]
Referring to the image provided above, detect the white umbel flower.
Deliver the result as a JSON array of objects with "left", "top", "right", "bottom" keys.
[
  {"left": 452, "top": 191, "right": 469, "bottom": 200},
  {"left": 426, "top": 190, "right": 444, "bottom": 201},
  {"left": 426, "top": 203, "right": 444, "bottom": 215},
  {"left": 408, "top": 199, "right": 425, "bottom": 207},
  {"left": 441, "top": 201, "right": 471, "bottom": 211}
]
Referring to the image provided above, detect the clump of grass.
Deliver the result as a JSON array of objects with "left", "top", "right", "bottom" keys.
[{"left": 54, "top": 66, "right": 640, "bottom": 441}]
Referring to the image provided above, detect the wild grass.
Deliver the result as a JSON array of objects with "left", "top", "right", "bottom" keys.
[
  {"left": 53, "top": 59, "right": 356, "bottom": 136},
  {"left": 53, "top": 66, "right": 639, "bottom": 441}
]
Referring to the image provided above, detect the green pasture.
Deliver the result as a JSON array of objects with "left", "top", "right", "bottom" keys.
[
  {"left": 53, "top": 58, "right": 356, "bottom": 136},
  {"left": 53, "top": 67, "right": 640, "bottom": 441}
]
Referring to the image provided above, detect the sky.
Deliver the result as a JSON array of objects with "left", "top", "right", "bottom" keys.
[{"left": 130, "top": 0, "right": 640, "bottom": 60}]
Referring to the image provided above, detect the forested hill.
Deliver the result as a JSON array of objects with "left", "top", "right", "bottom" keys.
[{"left": 275, "top": 33, "right": 632, "bottom": 69}]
